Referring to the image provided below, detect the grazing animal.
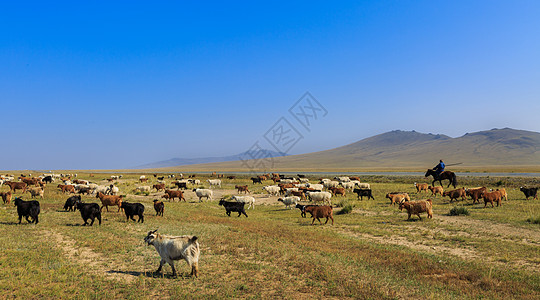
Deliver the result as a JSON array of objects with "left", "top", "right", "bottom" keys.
[
  {"left": 57, "top": 184, "right": 75, "bottom": 194},
  {"left": 95, "top": 192, "right": 123, "bottom": 212},
  {"left": 328, "top": 187, "right": 346, "bottom": 197},
  {"left": 307, "top": 183, "right": 324, "bottom": 191},
  {"left": 120, "top": 202, "right": 145, "bottom": 223},
  {"left": 428, "top": 186, "right": 444, "bottom": 197},
  {"left": 353, "top": 188, "right": 374, "bottom": 200},
  {"left": 1, "top": 191, "right": 13, "bottom": 204},
  {"left": 277, "top": 196, "right": 300, "bottom": 209},
  {"left": 251, "top": 177, "right": 263, "bottom": 184},
  {"left": 235, "top": 185, "right": 250, "bottom": 194},
  {"left": 295, "top": 203, "right": 317, "bottom": 218},
  {"left": 304, "top": 205, "right": 334, "bottom": 225},
  {"left": 64, "top": 195, "right": 82, "bottom": 211},
  {"left": 483, "top": 191, "right": 502, "bottom": 208},
  {"left": 5, "top": 181, "right": 28, "bottom": 193},
  {"left": 153, "top": 183, "right": 166, "bottom": 191},
  {"left": 13, "top": 197, "right": 40, "bottom": 224},
  {"left": 42, "top": 175, "right": 54, "bottom": 183},
  {"left": 520, "top": 187, "right": 538, "bottom": 200},
  {"left": 340, "top": 181, "right": 356, "bottom": 190},
  {"left": 263, "top": 185, "right": 280, "bottom": 196},
  {"left": 414, "top": 182, "right": 429, "bottom": 193},
  {"left": 144, "top": 230, "right": 200, "bottom": 277},
  {"left": 466, "top": 187, "right": 487, "bottom": 204},
  {"left": 218, "top": 199, "right": 248, "bottom": 217},
  {"left": 106, "top": 185, "right": 119, "bottom": 195},
  {"left": 193, "top": 188, "right": 213, "bottom": 202},
  {"left": 306, "top": 191, "right": 332, "bottom": 205},
  {"left": 153, "top": 200, "right": 164, "bottom": 216},
  {"left": 442, "top": 188, "right": 467, "bottom": 202},
  {"left": 386, "top": 192, "right": 410, "bottom": 206},
  {"left": 164, "top": 189, "right": 185, "bottom": 202},
  {"left": 27, "top": 187, "right": 44, "bottom": 199},
  {"left": 135, "top": 186, "right": 151, "bottom": 193},
  {"left": 497, "top": 188, "right": 508, "bottom": 201},
  {"left": 76, "top": 202, "right": 101, "bottom": 226},
  {"left": 206, "top": 179, "right": 222, "bottom": 188},
  {"left": 354, "top": 182, "right": 371, "bottom": 189},
  {"left": 231, "top": 195, "right": 256, "bottom": 209},
  {"left": 289, "top": 190, "right": 306, "bottom": 200},
  {"left": 174, "top": 181, "right": 188, "bottom": 190},
  {"left": 399, "top": 199, "right": 433, "bottom": 220},
  {"left": 227, "top": 176, "right": 236, "bottom": 179},
  {"left": 425, "top": 169, "right": 457, "bottom": 188}
]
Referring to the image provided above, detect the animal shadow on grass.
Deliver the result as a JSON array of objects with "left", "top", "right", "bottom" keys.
[
  {"left": 107, "top": 270, "right": 191, "bottom": 279},
  {"left": 0, "top": 221, "right": 20, "bottom": 225}
]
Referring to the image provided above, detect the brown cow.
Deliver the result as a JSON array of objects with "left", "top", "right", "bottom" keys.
[
  {"left": 428, "top": 186, "right": 444, "bottom": 197},
  {"left": 4, "top": 181, "right": 28, "bottom": 193},
  {"left": 483, "top": 190, "right": 502, "bottom": 208},
  {"left": 0, "top": 191, "right": 12, "bottom": 204},
  {"left": 466, "top": 187, "right": 487, "bottom": 204},
  {"left": 57, "top": 184, "right": 75, "bottom": 194},
  {"left": 164, "top": 189, "right": 185, "bottom": 202},
  {"left": 414, "top": 182, "right": 429, "bottom": 193},
  {"left": 153, "top": 183, "right": 166, "bottom": 191},
  {"left": 443, "top": 188, "right": 467, "bottom": 202},
  {"left": 235, "top": 185, "right": 250, "bottom": 194},
  {"left": 304, "top": 205, "right": 334, "bottom": 225},
  {"left": 96, "top": 192, "right": 123, "bottom": 212}
]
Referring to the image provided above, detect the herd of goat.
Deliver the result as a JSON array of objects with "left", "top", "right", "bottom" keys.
[{"left": 1, "top": 172, "right": 538, "bottom": 277}]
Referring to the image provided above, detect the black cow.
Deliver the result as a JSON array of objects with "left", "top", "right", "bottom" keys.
[
  {"left": 295, "top": 203, "right": 317, "bottom": 218},
  {"left": 13, "top": 197, "right": 40, "bottom": 224},
  {"left": 64, "top": 195, "right": 82, "bottom": 211},
  {"left": 42, "top": 175, "right": 53, "bottom": 184},
  {"left": 251, "top": 177, "right": 262, "bottom": 184},
  {"left": 520, "top": 187, "right": 538, "bottom": 200},
  {"left": 218, "top": 199, "right": 248, "bottom": 217},
  {"left": 353, "top": 188, "right": 375, "bottom": 200},
  {"left": 76, "top": 202, "right": 101, "bottom": 226},
  {"left": 120, "top": 202, "right": 145, "bottom": 223},
  {"left": 174, "top": 182, "right": 188, "bottom": 190}
]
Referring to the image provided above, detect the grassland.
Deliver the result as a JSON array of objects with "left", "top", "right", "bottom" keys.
[{"left": 0, "top": 172, "right": 538, "bottom": 299}]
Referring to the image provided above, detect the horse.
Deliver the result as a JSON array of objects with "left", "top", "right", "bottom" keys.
[{"left": 425, "top": 169, "right": 457, "bottom": 188}]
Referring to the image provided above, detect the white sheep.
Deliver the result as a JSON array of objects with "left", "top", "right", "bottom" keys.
[
  {"left": 340, "top": 182, "right": 356, "bottom": 190},
  {"left": 206, "top": 179, "right": 221, "bottom": 188},
  {"left": 299, "top": 178, "right": 309, "bottom": 183},
  {"left": 279, "top": 179, "right": 295, "bottom": 184},
  {"left": 106, "top": 185, "right": 119, "bottom": 195},
  {"left": 307, "top": 191, "right": 332, "bottom": 205},
  {"left": 335, "top": 176, "right": 350, "bottom": 182},
  {"left": 285, "top": 187, "right": 299, "bottom": 196},
  {"left": 232, "top": 195, "right": 255, "bottom": 209},
  {"left": 144, "top": 230, "right": 200, "bottom": 277},
  {"left": 355, "top": 182, "right": 371, "bottom": 189},
  {"left": 193, "top": 188, "right": 213, "bottom": 202},
  {"left": 307, "top": 183, "right": 324, "bottom": 190},
  {"left": 277, "top": 196, "right": 300, "bottom": 209},
  {"left": 136, "top": 186, "right": 151, "bottom": 192},
  {"left": 323, "top": 181, "right": 340, "bottom": 189},
  {"left": 263, "top": 185, "right": 280, "bottom": 196}
]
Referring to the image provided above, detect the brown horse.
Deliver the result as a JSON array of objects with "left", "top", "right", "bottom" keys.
[{"left": 425, "top": 169, "right": 457, "bottom": 188}]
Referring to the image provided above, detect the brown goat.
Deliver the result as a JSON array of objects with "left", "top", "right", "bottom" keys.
[
  {"left": 386, "top": 192, "right": 410, "bottom": 206},
  {"left": 443, "top": 188, "right": 467, "bottom": 202},
  {"left": 4, "top": 181, "right": 27, "bottom": 193},
  {"left": 428, "top": 186, "right": 444, "bottom": 197},
  {"left": 497, "top": 188, "right": 508, "bottom": 201},
  {"left": 153, "top": 200, "right": 164, "bottom": 216},
  {"left": 0, "top": 191, "right": 12, "bottom": 204},
  {"left": 414, "top": 183, "right": 429, "bottom": 193},
  {"left": 483, "top": 191, "right": 502, "bottom": 208},
  {"left": 57, "top": 184, "right": 75, "bottom": 194},
  {"left": 96, "top": 192, "right": 123, "bottom": 212},
  {"left": 466, "top": 187, "right": 486, "bottom": 204},
  {"left": 329, "top": 187, "right": 346, "bottom": 197},
  {"left": 164, "top": 189, "right": 185, "bottom": 202},
  {"left": 304, "top": 205, "right": 334, "bottom": 225},
  {"left": 399, "top": 199, "right": 433, "bottom": 220},
  {"left": 235, "top": 185, "right": 250, "bottom": 194},
  {"left": 153, "top": 183, "right": 166, "bottom": 191}
]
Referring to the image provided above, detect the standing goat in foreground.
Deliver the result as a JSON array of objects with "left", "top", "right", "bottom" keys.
[{"left": 144, "top": 230, "right": 200, "bottom": 277}]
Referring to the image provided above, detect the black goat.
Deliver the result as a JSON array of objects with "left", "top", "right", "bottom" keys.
[
  {"left": 219, "top": 199, "right": 248, "bottom": 217},
  {"left": 14, "top": 197, "right": 40, "bottom": 224},
  {"left": 76, "top": 202, "right": 101, "bottom": 226},
  {"left": 64, "top": 195, "right": 82, "bottom": 211},
  {"left": 353, "top": 188, "right": 375, "bottom": 200},
  {"left": 520, "top": 187, "right": 538, "bottom": 200},
  {"left": 295, "top": 203, "right": 317, "bottom": 218},
  {"left": 120, "top": 202, "right": 145, "bottom": 223}
]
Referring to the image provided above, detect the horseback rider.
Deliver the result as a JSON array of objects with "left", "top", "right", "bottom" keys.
[{"left": 433, "top": 159, "right": 445, "bottom": 178}]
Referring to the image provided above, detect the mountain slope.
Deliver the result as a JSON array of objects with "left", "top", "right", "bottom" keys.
[{"left": 156, "top": 128, "right": 540, "bottom": 171}]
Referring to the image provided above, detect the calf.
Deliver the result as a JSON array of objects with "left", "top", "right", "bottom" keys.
[
  {"left": 353, "top": 188, "right": 374, "bottom": 200},
  {"left": 76, "top": 202, "right": 101, "bottom": 226},
  {"left": 64, "top": 195, "right": 82, "bottom": 211},
  {"left": 520, "top": 187, "right": 538, "bottom": 200},
  {"left": 13, "top": 197, "right": 40, "bottom": 224},
  {"left": 235, "top": 185, "right": 250, "bottom": 194},
  {"left": 1, "top": 191, "right": 12, "bottom": 204},
  {"left": 304, "top": 205, "right": 334, "bottom": 225},
  {"left": 164, "top": 189, "right": 185, "bottom": 202},
  {"left": 443, "top": 188, "right": 467, "bottom": 203},
  {"left": 153, "top": 199, "right": 164, "bottom": 216},
  {"left": 218, "top": 199, "right": 248, "bottom": 217},
  {"left": 120, "top": 202, "right": 145, "bottom": 223},
  {"left": 144, "top": 230, "right": 200, "bottom": 277}
]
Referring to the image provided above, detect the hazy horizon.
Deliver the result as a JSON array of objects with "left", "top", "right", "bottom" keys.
[{"left": 2, "top": 1, "right": 539, "bottom": 170}]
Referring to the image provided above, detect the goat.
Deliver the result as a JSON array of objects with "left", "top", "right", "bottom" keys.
[
  {"left": 64, "top": 195, "right": 82, "bottom": 211},
  {"left": 304, "top": 205, "right": 334, "bottom": 225},
  {"left": 120, "top": 202, "right": 145, "bottom": 223},
  {"left": 76, "top": 202, "right": 101, "bottom": 226},
  {"left": 13, "top": 197, "right": 40, "bottom": 224},
  {"left": 95, "top": 192, "right": 123, "bottom": 212},
  {"left": 153, "top": 199, "right": 164, "bottom": 216},
  {"left": 399, "top": 199, "right": 433, "bottom": 220},
  {"left": 218, "top": 199, "right": 248, "bottom": 217},
  {"left": 144, "top": 230, "right": 200, "bottom": 277}
]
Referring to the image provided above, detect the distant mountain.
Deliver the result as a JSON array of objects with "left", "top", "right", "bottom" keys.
[
  {"left": 154, "top": 128, "right": 540, "bottom": 171},
  {"left": 136, "top": 149, "right": 287, "bottom": 169}
]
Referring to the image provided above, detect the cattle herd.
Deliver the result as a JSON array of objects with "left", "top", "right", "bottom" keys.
[{"left": 0, "top": 171, "right": 538, "bottom": 277}]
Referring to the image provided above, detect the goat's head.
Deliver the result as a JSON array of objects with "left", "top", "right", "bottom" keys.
[{"left": 144, "top": 229, "right": 159, "bottom": 245}]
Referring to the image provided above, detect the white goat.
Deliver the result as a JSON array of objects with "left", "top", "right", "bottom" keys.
[
  {"left": 144, "top": 230, "right": 200, "bottom": 277},
  {"left": 232, "top": 195, "right": 255, "bottom": 209},
  {"left": 206, "top": 179, "right": 221, "bottom": 188},
  {"left": 277, "top": 196, "right": 300, "bottom": 209},
  {"left": 193, "top": 188, "right": 213, "bottom": 202}
]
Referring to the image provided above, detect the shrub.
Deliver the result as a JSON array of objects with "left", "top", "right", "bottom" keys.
[
  {"left": 449, "top": 206, "right": 470, "bottom": 216},
  {"left": 526, "top": 216, "right": 540, "bottom": 224},
  {"left": 337, "top": 204, "right": 354, "bottom": 215}
]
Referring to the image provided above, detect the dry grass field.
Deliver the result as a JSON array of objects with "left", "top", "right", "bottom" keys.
[{"left": 0, "top": 172, "right": 538, "bottom": 299}]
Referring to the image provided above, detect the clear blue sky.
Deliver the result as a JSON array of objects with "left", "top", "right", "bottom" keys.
[{"left": 1, "top": 1, "right": 539, "bottom": 170}]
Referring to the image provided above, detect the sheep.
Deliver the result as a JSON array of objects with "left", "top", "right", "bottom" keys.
[
  {"left": 106, "top": 184, "right": 119, "bottom": 195},
  {"left": 277, "top": 196, "right": 300, "bottom": 209},
  {"left": 340, "top": 182, "right": 356, "bottom": 190},
  {"left": 307, "top": 183, "right": 324, "bottom": 191},
  {"left": 27, "top": 187, "right": 44, "bottom": 199},
  {"left": 153, "top": 199, "right": 164, "bottom": 216},
  {"left": 144, "top": 230, "right": 200, "bottom": 277},
  {"left": 323, "top": 180, "right": 340, "bottom": 189},
  {"left": 399, "top": 199, "right": 433, "bottom": 220},
  {"left": 93, "top": 185, "right": 109, "bottom": 195},
  {"left": 354, "top": 182, "right": 371, "bottom": 189},
  {"left": 135, "top": 186, "right": 151, "bottom": 192},
  {"left": 335, "top": 176, "right": 350, "bottom": 182},
  {"left": 386, "top": 192, "right": 410, "bottom": 206},
  {"left": 299, "top": 178, "right": 309, "bottom": 183},
  {"left": 306, "top": 191, "right": 332, "bottom": 205},
  {"left": 304, "top": 205, "right": 334, "bottom": 225},
  {"left": 263, "top": 185, "right": 280, "bottom": 196},
  {"left": 206, "top": 179, "right": 221, "bottom": 188},
  {"left": 279, "top": 179, "right": 295, "bottom": 184},
  {"left": 231, "top": 195, "right": 256, "bottom": 209},
  {"left": 193, "top": 188, "right": 213, "bottom": 202}
]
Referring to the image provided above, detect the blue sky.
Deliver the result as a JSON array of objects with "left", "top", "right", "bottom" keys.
[{"left": 1, "top": 1, "right": 539, "bottom": 170}]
